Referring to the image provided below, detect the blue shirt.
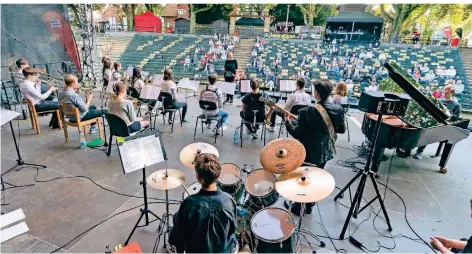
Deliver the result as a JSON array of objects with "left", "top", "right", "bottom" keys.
[{"left": 58, "top": 88, "right": 87, "bottom": 121}]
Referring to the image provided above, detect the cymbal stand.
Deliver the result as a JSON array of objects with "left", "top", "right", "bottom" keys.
[
  {"left": 125, "top": 167, "right": 162, "bottom": 246},
  {"left": 333, "top": 113, "right": 392, "bottom": 239},
  {"left": 286, "top": 201, "right": 326, "bottom": 253},
  {"left": 155, "top": 160, "right": 174, "bottom": 250}
]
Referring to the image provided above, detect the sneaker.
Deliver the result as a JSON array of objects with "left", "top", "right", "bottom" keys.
[
  {"left": 246, "top": 128, "right": 258, "bottom": 139},
  {"left": 212, "top": 127, "right": 221, "bottom": 135},
  {"left": 89, "top": 125, "right": 98, "bottom": 134},
  {"left": 413, "top": 152, "right": 423, "bottom": 160},
  {"left": 207, "top": 123, "right": 213, "bottom": 129},
  {"left": 267, "top": 126, "right": 275, "bottom": 132},
  {"left": 168, "top": 119, "right": 174, "bottom": 124}
]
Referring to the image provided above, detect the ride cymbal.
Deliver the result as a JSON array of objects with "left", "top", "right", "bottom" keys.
[
  {"left": 275, "top": 166, "right": 335, "bottom": 203},
  {"left": 147, "top": 169, "right": 186, "bottom": 190},
  {"left": 260, "top": 138, "right": 306, "bottom": 174},
  {"left": 179, "top": 142, "right": 219, "bottom": 169}
]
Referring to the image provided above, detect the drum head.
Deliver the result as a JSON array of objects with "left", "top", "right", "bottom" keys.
[
  {"left": 218, "top": 163, "right": 241, "bottom": 185},
  {"left": 245, "top": 169, "right": 276, "bottom": 197},
  {"left": 251, "top": 207, "right": 295, "bottom": 242},
  {"left": 183, "top": 182, "right": 201, "bottom": 199}
]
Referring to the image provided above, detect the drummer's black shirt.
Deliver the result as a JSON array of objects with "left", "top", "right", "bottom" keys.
[{"left": 169, "top": 189, "right": 237, "bottom": 253}]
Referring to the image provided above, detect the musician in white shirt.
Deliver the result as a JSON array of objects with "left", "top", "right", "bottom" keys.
[
  {"left": 266, "top": 77, "right": 311, "bottom": 132},
  {"left": 19, "top": 67, "right": 59, "bottom": 127},
  {"left": 160, "top": 69, "right": 188, "bottom": 124}
]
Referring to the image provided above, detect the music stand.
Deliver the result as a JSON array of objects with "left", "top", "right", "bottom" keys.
[
  {"left": 0, "top": 109, "right": 38, "bottom": 198},
  {"left": 117, "top": 130, "right": 167, "bottom": 245}
]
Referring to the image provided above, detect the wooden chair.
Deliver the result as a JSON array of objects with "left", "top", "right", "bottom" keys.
[
  {"left": 25, "top": 98, "right": 62, "bottom": 134},
  {"left": 59, "top": 103, "right": 103, "bottom": 142}
]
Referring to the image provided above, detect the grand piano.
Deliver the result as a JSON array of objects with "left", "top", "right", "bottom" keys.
[{"left": 362, "top": 62, "right": 470, "bottom": 174}]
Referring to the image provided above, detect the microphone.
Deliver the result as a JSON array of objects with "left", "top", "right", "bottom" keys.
[{"left": 348, "top": 236, "right": 365, "bottom": 251}]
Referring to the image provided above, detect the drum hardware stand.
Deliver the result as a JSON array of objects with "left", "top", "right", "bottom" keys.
[
  {"left": 155, "top": 161, "right": 175, "bottom": 249},
  {"left": 287, "top": 200, "right": 326, "bottom": 254},
  {"left": 125, "top": 166, "right": 162, "bottom": 246},
  {"left": 333, "top": 113, "right": 392, "bottom": 239}
]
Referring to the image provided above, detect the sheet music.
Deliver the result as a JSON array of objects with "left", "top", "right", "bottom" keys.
[
  {"left": 177, "top": 80, "right": 200, "bottom": 92},
  {"left": 152, "top": 74, "right": 163, "bottom": 86},
  {"left": 139, "top": 85, "right": 161, "bottom": 100},
  {"left": 215, "top": 81, "right": 236, "bottom": 95},
  {"left": 118, "top": 133, "right": 166, "bottom": 174},
  {"left": 279, "top": 80, "right": 297, "bottom": 92},
  {"left": 106, "top": 80, "right": 121, "bottom": 95},
  {"left": 240, "top": 80, "right": 251, "bottom": 93},
  {"left": 126, "top": 66, "right": 133, "bottom": 77},
  {"left": 0, "top": 109, "right": 21, "bottom": 126}
]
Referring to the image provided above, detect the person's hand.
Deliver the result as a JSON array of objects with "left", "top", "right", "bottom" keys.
[
  {"left": 431, "top": 237, "right": 450, "bottom": 252},
  {"left": 86, "top": 93, "right": 93, "bottom": 102},
  {"left": 48, "top": 86, "right": 57, "bottom": 92},
  {"left": 433, "top": 236, "right": 454, "bottom": 249}
]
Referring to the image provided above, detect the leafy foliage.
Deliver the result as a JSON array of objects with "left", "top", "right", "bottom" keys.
[
  {"left": 379, "top": 63, "right": 451, "bottom": 128},
  {"left": 196, "top": 4, "right": 234, "bottom": 24}
]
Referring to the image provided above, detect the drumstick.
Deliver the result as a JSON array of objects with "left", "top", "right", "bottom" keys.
[{"left": 180, "top": 180, "right": 190, "bottom": 195}]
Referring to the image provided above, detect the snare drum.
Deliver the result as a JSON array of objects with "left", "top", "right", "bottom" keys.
[
  {"left": 245, "top": 169, "right": 278, "bottom": 211},
  {"left": 182, "top": 182, "right": 202, "bottom": 200},
  {"left": 250, "top": 207, "right": 295, "bottom": 253},
  {"left": 217, "top": 163, "right": 243, "bottom": 197}
]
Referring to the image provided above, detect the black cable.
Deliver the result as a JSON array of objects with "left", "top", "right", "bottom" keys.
[
  {"left": 315, "top": 202, "right": 347, "bottom": 254},
  {"left": 51, "top": 201, "right": 165, "bottom": 253},
  {"left": 32, "top": 167, "right": 181, "bottom": 203}
]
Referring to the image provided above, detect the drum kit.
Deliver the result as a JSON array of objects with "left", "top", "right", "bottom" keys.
[{"left": 139, "top": 138, "right": 336, "bottom": 253}]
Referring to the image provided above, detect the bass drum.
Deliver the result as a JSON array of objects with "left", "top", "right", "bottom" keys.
[
  {"left": 182, "top": 182, "right": 202, "bottom": 200},
  {"left": 250, "top": 207, "right": 295, "bottom": 253},
  {"left": 245, "top": 169, "right": 279, "bottom": 212}
]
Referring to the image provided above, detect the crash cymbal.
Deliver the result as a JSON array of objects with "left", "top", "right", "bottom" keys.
[
  {"left": 147, "top": 169, "right": 186, "bottom": 190},
  {"left": 275, "top": 166, "right": 335, "bottom": 203},
  {"left": 180, "top": 142, "right": 219, "bottom": 169},
  {"left": 260, "top": 138, "right": 306, "bottom": 174}
]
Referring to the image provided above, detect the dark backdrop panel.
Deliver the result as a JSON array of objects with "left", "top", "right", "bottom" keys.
[{"left": 1, "top": 4, "right": 76, "bottom": 80}]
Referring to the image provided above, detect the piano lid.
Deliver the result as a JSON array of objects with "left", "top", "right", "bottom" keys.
[{"left": 384, "top": 62, "right": 451, "bottom": 125}]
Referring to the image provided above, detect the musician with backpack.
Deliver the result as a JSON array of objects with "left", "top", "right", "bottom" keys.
[{"left": 199, "top": 74, "right": 228, "bottom": 135}]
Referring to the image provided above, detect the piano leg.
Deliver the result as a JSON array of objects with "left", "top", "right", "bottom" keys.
[
  {"left": 431, "top": 141, "right": 445, "bottom": 158},
  {"left": 438, "top": 142, "right": 454, "bottom": 174}
]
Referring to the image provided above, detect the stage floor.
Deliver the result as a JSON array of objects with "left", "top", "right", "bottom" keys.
[{"left": 1, "top": 93, "right": 471, "bottom": 253}]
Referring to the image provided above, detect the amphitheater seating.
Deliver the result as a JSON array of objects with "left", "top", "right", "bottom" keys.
[{"left": 110, "top": 34, "right": 470, "bottom": 108}]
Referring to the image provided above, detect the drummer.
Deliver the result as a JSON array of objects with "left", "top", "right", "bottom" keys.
[{"left": 169, "top": 153, "right": 238, "bottom": 253}]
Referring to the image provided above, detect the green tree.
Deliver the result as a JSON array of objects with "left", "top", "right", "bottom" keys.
[
  {"left": 269, "top": 4, "right": 304, "bottom": 26},
  {"left": 190, "top": 4, "right": 213, "bottom": 33},
  {"left": 379, "top": 4, "right": 422, "bottom": 42},
  {"left": 144, "top": 4, "right": 164, "bottom": 16},
  {"left": 238, "top": 4, "right": 275, "bottom": 17},
  {"left": 297, "top": 4, "right": 334, "bottom": 27},
  {"left": 196, "top": 4, "right": 234, "bottom": 24}
]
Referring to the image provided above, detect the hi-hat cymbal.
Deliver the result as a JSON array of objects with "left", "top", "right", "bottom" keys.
[
  {"left": 147, "top": 169, "right": 186, "bottom": 190},
  {"left": 275, "top": 166, "right": 335, "bottom": 203},
  {"left": 180, "top": 143, "right": 219, "bottom": 169},
  {"left": 260, "top": 138, "right": 306, "bottom": 174}
]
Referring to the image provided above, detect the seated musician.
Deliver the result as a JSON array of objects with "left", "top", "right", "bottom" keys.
[
  {"left": 160, "top": 69, "right": 189, "bottom": 124},
  {"left": 129, "top": 66, "right": 145, "bottom": 98},
  {"left": 200, "top": 74, "right": 228, "bottom": 135},
  {"left": 169, "top": 153, "right": 237, "bottom": 253},
  {"left": 108, "top": 82, "right": 149, "bottom": 133},
  {"left": 14, "top": 58, "right": 54, "bottom": 101},
  {"left": 240, "top": 78, "right": 265, "bottom": 139},
  {"left": 19, "top": 67, "right": 60, "bottom": 128},
  {"left": 112, "top": 62, "right": 122, "bottom": 81},
  {"left": 430, "top": 198, "right": 472, "bottom": 253},
  {"left": 58, "top": 74, "right": 109, "bottom": 134},
  {"left": 330, "top": 81, "right": 348, "bottom": 105},
  {"left": 413, "top": 84, "right": 461, "bottom": 160},
  {"left": 266, "top": 77, "right": 311, "bottom": 132},
  {"left": 284, "top": 79, "right": 346, "bottom": 215}
]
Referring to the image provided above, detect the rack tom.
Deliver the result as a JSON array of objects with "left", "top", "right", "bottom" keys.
[
  {"left": 245, "top": 169, "right": 278, "bottom": 211},
  {"left": 217, "top": 163, "right": 243, "bottom": 200},
  {"left": 250, "top": 207, "right": 295, "bottom": 253}
]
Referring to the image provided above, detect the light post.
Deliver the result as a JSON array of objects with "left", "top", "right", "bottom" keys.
[{"left": 285, "top": 4, "right": 290, "bottom": 33}]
